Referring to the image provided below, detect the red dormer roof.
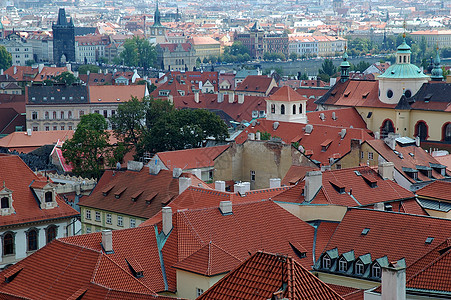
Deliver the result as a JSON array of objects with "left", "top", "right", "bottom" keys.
[
  {"left": 0, "top": 155, "right": 78, "bottom": 227},
  {"left": 235, "top": 75, "right": 274, "bottom": 93},
  {"left": 267, "top": 86, "right": 307, "bottom": 102}
]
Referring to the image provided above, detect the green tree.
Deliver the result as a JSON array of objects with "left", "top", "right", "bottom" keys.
[
  {"left": 53, "top": 71, "right": 79, "bottom": 85},
  {"left": 99, "top": 56, "right": 109, "bottom": 64},
  {"left": 352, "top": 61, "right": 371, "bottom": 72},
  {"left": 25, "top": 59, "right": 36, "bottom": 66},
  {"left": 289, "top": 52, "right": 298, "bottom": 60},
  {"left": 120, "top": 36, "right": 157, "bottom": 70},
  {"left": 62, "top": 114, "right": 110, "bottom": 179},
  {"left": 78, "top": 64, "right": 100, "bottom": 75},
  {"left": 318, "top": 59, "right": 336, "bottom": 80},
  {"left": 0, "top": 46, "right": 12, "bottom": 71}
]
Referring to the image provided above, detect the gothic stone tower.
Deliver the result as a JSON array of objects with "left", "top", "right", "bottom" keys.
[{"left": 52, "top": 8, "right": 75, "bottom": 64}]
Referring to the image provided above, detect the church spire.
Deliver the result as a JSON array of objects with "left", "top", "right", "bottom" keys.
[
  {"left": 153, "top": 0, "right": 162, "bottom": 27},
  {"left": 431, "top": 46, "right": 444, "bottom": 81},
  {"left": 340, "top": 46, "right": 350, "bottom": 82}
]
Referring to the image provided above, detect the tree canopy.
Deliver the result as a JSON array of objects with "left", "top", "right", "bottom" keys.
[
  {"left": 318, "top": 59, "right": 336, "bottom": 82},
  {"left": 53, "top": 71, "right": 79, "bottom": 85},
  {"left": 62, "top": 114, "right": 111, "bottom": 179},
  {"left": 78, "top": 64, "right": 100, "bottom": 75},
  {"left": 119, "top": 36, "right": 157, "bottom": 70},
  {"left": 110, "top": 97, "right": 229, "bottom": 158},
  {"left": 0, "top": 46, "right": 12, "bottom": 71}
]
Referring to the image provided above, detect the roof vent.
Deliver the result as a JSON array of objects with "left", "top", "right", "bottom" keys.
[
  {"left": 273, "top": 122, "right": 279, "bottom": 130},
  {"left": 339, "top": 128, "right": 346, "bottom": 139},
  {"left": 332, "top": 112, "right": 337, "bottom": 120},
  {"left": 361, "top": 228, "right": 370, "bottom": 235},
  {"left": 320, "top": 113, "right": 325, "bottom": 120},
  {"left": 305, "top": 124, "right": 313, "bottom": 134},
  {"left": 219, "top": 201, "right": 232, "bottom": 215}
]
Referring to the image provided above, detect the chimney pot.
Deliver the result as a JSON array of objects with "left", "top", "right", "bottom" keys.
[
  {"left": 304, "top": 171, "right": 322, "bottom": 202},
  {"left": 162, "top": 206, "right": 172, "bottom": 235},
  {"left": 256, "top": 131, "right": 261, "bottom": 140},
  {"left": 381, "top": 261, "right": 406, "bottom": 300},
  {"left": 219, "top": 200, "right": 232, "bottom": 214},
  {"left": 269, "top": 178, "right": 281, "bottom": 188},
  {"left": 102, "top": 230, "right": 113, "bottom": 253},
  {"left": 215, "top": 180, "right": 225, "bottom": 192}
]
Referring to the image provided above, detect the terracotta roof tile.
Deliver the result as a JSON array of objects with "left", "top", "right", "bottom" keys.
[
  {"left": 416, "top": 180, "right": 451, "bottom": 202},
  {"left": 88, "top": 85, "right": 147, "bottom": 103},
  {"left": 267, "top": 86, "right": 307, "bottom": 102},
  {"left": 0, "top": 130, "right": 74, "bottom": 153},
  {"left": 235, "top": 75, "right": 274, "bottom": 93},
  {"left": 307, "top": 107, "right": 368, "bottom": 129},
  {"left": 197, "top": 251, "right": 344, "bottom": 300}
]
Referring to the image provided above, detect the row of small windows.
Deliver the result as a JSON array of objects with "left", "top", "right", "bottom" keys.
[
  {"left": 2, "top": 226, "right": 57, "bottom": 256},
  {"left": 270, "top": 103, "right": 303, "bottom": 115},
  {"left": 85, "top": 209, "right": 135, "bottom": 228},
  {"left": 322, "top": 255, "right": 381, "bottom": 278}
]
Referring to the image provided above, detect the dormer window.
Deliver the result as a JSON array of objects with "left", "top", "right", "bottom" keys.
[
  {"left": 355, "top": 260, "right": 364, "bottom": 275},
  {"left": 1, "top": 197, "right": 9, "bottom": 209},
  {"left": 0, "top": 187, "right": 15, "bottom": 216},
  {"left": 45, "top": 191, "right": 53, "bottom": 203},
  {"left": 338, "top": 257, "right": 348, "bottom": 272},
  {"left": 322, "top": 255, "right": 331, "bottom": 269},
  {"left": 372, "top": 263, "right": 381, "bottom": 278}
]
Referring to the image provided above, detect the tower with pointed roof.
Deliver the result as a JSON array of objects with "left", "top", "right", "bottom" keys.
[
  {"left": 52, "top": 8, "right": 75, "bottom": 64},
  {"left": 340, "top": 47, "right": 350, "bottom": 82},
  {"left": 377, "top": 34, "right": 429, "bottom": 104},
  {"left": 431, "top": 47, "right": 444, "bottom": 81},
  {"left": 149, "top": 0, "right": 167, "bottom": 44}
]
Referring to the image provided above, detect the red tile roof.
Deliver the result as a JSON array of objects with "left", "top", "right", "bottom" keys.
[
  {"left": 0, "top": 155, "right": 78, "bottom": 227},
  {"left": 88, "top": 85, "right": 147, "bottom": 103},
  {"left": 416, "top": 180, "right": 451, "bottom": 202},
  {"left": 235, "top": 120, "right": 373, "bottom": 165},
  {"left": 0, "top": 130, "right": 74, "bottom": 153},
  {"left": 235, "top": 75, "right": 274, "bottom": 94},
  {"left": 197, "top": 251, "right": 344, "bottom": 300},
  {"left": 322, "top": 208, "right": 451, "bottom": 266},
  {"left": 328, "top": 284, "right": 364, "bottom": 300},
  {"left": 307, "top": 107, "right": 368, "bottom": 129},
  {"left": 267, "top": 86, "right": 307, "bottom": 102},
  {"left": 78, "top": 168, "right": 206, "bottom": 219},
  {"left": 173, "top": 242, "right": 242, "bottom": 276},
  {"left": 154, "top": 145, "right": 229, "bottom": 170},
  {"left": 281, "top": 165, "right": 319, "bottom": 185}
]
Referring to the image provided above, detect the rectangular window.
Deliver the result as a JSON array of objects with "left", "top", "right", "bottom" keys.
[
  {"left": 196, "top": 288, "right": 204, "bottom": 297},
  {"left": 32, "top": 111, "right": 38, "bottom": 120},
  {"left": 94, "top": 110, "right": 100, "bottom": 114},
  {"left": 368, "top": 152, "right": 374, "bottom": 160},
  {"left": 106, "top": 213, "right": 112, "bottom": 224},
  {"left": 103, "top": 110, "right": 108, "bottom": 118},
  {"left": 79, "top": 111, "right": 85, "bottom": 117},
  {"left": 45, "top": 126, "right": 49, "bottom": 131},
  {"left": 117, "top": 215, "right": 123, "bottom": 227},
  {"left": 32, "top": 126, "right": 38, "bottom": 131},
  {"left": 86, "top": 226, "right": 91, "bottom": 233},
  {"left": 250, "top": 170, "right": 256, "bottom": 181},
  {"left": 68, "top": 125, "right": 73, "bottom": 130},
  {"left": 86, "top": 210, "right": 91, "bottom": 220},
  {"left": 61, "top": 126, "right": 65, "bottom": 130},
  {"left": 130, "top": 219, "right": 136, "bottom": 228},
  {"left": 95, "top": 211, "right": 101, "bottom": 222},
  {"left": 360, "top": 151, "right": 364, "bottom": 159},
  {"left": 53, "top": 126, "right": 57, "bottom": 131}
]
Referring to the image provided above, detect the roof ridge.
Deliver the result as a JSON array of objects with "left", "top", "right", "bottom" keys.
[
  {"left": 348, "top": 207, "right": 451, "bottom": 220},
  {"left": 406, "top": 246, "right": 451, "bottom": 286}
]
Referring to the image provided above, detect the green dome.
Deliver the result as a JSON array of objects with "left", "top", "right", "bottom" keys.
[
  {"left": 378, "top": 63, "right": 429, "bottom": 79},
  {"left": 397, "top": 37, "right": 411, "bottom": 53}
]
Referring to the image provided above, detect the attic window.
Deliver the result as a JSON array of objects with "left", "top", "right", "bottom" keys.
[
  {"left": 362, "top": 175, "right": 377, "bottom": 188},
  {"left": 425, "top": 237, "right": 434, "bottom": 244},
  {"left": 344, "top": 91, "right": 350, "bottom": 97},
  {"left": 329, "top": 181, "right": 345, "bottom": 194},
  {"left": 321, "top": 139, "right": 333, "bottom": 151},
  {"left": 361, "top": 228, "right": 370, "bottom": 235},
  {"left": 362, "top": 92, "right": 369, "bottom": 98},
  {"left": 424, "top": 94, "right": 432, "bottom": 102},
  {"left": 131, "top": 191, "right": 143, "bottom": 202},
  {"left": 330, "top": 91, "right": 337, "bottom": 96},
  {"left": 114, "top": 187, "right": 127, "bottom": 199}
]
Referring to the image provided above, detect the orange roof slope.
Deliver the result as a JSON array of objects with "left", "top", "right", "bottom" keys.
[
  {"left": 267, "top": 86, "right": 307, "bottom": 102},
  {"left": 88, "top": 85, "right": 147, "bottom": 103},
  {"left": 235, "top": 75, "right": 274, "bottom": 93},
  {"left": 155, "top": 145, "right": 229, "bottom": 170},
  {"left": 307, "top": 107, "right": 368, "bottom": 129},
  {"left": 78, "top": 168, "right": 206, "bottom": 219},
  {"left": 0, "top": 232, "right": 178, "bottom": 299},
  {"left": 0, "top": 131, "right": 74, "bottom": 153},
  {"left": 322, "top": 208, "right": 451, "bottom": 266},
  {"left": 0, "top": 155, "right": 78, "bottom": 227},
  {"left": 197, "top": 251, "right": 344, "bottom": 300},
  {"left": 416, "top": 180, "right": 451, "bottom": 202}
]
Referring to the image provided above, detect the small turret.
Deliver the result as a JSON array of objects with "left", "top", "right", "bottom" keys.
[
  {"left": 340, "top": 47, "right": 350, "bottom": 82},
  {"left": 431, "top": 47, "right": 444, "bottom": 81}
]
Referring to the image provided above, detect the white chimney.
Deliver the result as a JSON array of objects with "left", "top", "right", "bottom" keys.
[
  {"left": 273, "top": 122, "right": 279, "bottom": 130},
  {"left": 217, "top": 93, "right": 224, "bottom": 103},
  {"left": 256, "top": 131, "right": 261, "bottom": 140},
  {"left": 194, "top": 90, "right": 200, "bottom": 103},
  {"left": 215, "top": 180, "right": 225, "bottom": 192},
  {"left": 162, "top": 206, "right": 172, "bottom": 235},
  {"left": 228, "top": 92, "right": 235, "bottom": 103},
  {"left": 415, "top": 136, "right": 420, "bottom": 147},
  {"left": 199, "top": 81, "right": 203, "bottom": 90},
  {"left": 66, "top": 63, "right": 71, "bottom": 73},
  {"left": 332, "top": 111, "right": 337, "bottom": 120},
  {"left": 38, "top": 63, "right": 44, "bottom": 73},
  {"left": 339, "top": 128, "right": 347, "bottom": 139},
  {"left": 219, "top": 201, "right": 232, "bottom": 214},
  {"left": 178, "top": 177, "right": 192, "bottom": 194},
  {"left": 238, "top": 93, "right": 244, "bottom": 104},
  {"left": 378, "top": 162, "right": 394, "bottom": 181},
  {"left": 190, "top": 168, "right": 201, "bottom": 179},
  {"left": 242, "top": 182, "right": 250, "bottom": 192},
  {"left": 27, "top": 128, "right": 32, "bottom": 136},
  {"left": 87, "top": 70, "right": 90, "bottom": 75},
  {"left": 173, "top": 167, "right": 182, "bottom": 178},
  {"left": 305, "top": 124, "right": 313, "bottom": 134},
  {"left": 102, "top": 230, "right": 113, "bottom": 253},
  {"left": 248, "top": 133, "right": 255, "bottom": 140},
  {"left": 381, "top": 261, "right": 406, "bottom": 300},
  {"left": 304, "top": 171, "right": 322, "bottom": 202},
  {"left": 0, "top": 69, "right": 3, "bottom": 75},
  {"left": 320, "top": 112, "right": 325, "bottom": 120},
  {"left": 98, "top": 68, "right": 102, "bottom": 74},
  {"left": 234, "top": 182, "right": 250, "bottom": 195},
  {"left": 149, "top": 164, "right": 161, "bottom": 175},
  {"left": 13, "top": 66, "right": 17, "bottom": 75},
  {"left": 127, "top": 161, "right": 143, "bottom": 171},
  {"left": 375, "top": 131, "right": 380, "bottom": 140},
  {"left": 374, "top": 202, "right": 385, "bottom": 211},
  {"left": 270, "top": 178, "right": 281, "bottom": 188}
]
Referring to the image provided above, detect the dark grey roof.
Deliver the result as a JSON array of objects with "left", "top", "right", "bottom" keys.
[
  {"left": 412, "top": 82, "right": 451, "bottom": 103},
  {"left": 27, "top": 85, "right": 89, "bottom": 104}
]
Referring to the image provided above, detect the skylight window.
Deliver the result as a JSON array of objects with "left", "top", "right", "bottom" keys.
[
  {"left": 361, "top": 228, "right": 370, "bottom": 235},
  {"left": 425, "top": 237, "right": 434, "bottom": 244}
]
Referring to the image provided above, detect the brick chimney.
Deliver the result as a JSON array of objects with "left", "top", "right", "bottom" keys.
[
  {"left": 162, "top": 206, "right": 172, "bottom": 235},
  {"left": 304, "top": 171, "right": 322, "bottom": 202},
  {"left": 381, "top": 261, "right": 406, "bottom": 300},
  {"left": 102, "top": 230, "right": 113, "bottom": 253},
  {"left": 178, "top": 177, "right": 192, "bottom": 194}
]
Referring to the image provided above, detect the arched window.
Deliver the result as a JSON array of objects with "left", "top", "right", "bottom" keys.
[
  {"left": 372, "top": 263, "right": 381, "bottom": 278},
  {"left": 68, "top": 111, "right": 72, "bottom": 119},
  {"left": 46, "top": 226, "right": 57, "bottom": 244},
  {"left": 442, "top": 123, "right": 451, "bottom": 142},
  {"left": 271, "top": 104, "right": 275, "bottom": 114},
  {"left": 45, "top": 191, "right": 53, "bottom": 203},
  {"left": 380, "top": 119, "right": 395, "bottom": 139},
  {"left": 3, "top": 233, "right": 14, "bottom": 255},
  {"left": 415, "top": 121, "right": 428, "bottom": 141},
  {"left": 281, "top": 104, "right": 285, "bottom": 115},
  {"left": 355, "top": 260, "right": 364, "bottom": 275},
  {"left": 322, "top": 255, "right": 331, "bottom": 269},
  {"left": 27, "top": 229, "right": 38, "bottom": 251},
  {"left": 338, "top": 257, "right": 348, "bottom": 272},
  {"left": 45, "top": 111, "right": 49, "bottom": 119},
  {"left": 299, "top": 104, "right": 303, "bottom": 114},
  {"left": 53, "top": 111, "right": 57, "bottom": 119},
  {"left": 403, "top": 56, "right": 406, "bottom": 63},
  {"left": 292, "top": 104, "right": 296, "bottom": 114},
  {"left": 1, "top": 197, "right": 9, "bottom": 209}
]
